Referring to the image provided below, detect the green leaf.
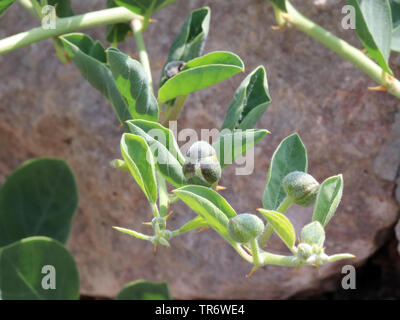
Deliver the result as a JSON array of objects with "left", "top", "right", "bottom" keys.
[
  {"left": 60, "top": 33, "right": 131, "bottom": 126},
  {"left": 47, "top": 0, "right": 74, "bottom": 17},
  {"left": 158, "top": 51, "right": 244, "bottom": 102},
  {"left": 112, "top": 226, "right": 152, "bottom": 241},
  {"left": 0, "top": 0, "right": 16, "bottom": 18},
  {"left": 121, "top": 133, "right": 158, "bottom": 203},
  {"left": 312, "top": 174, "right": 343, "bottom": 227},
  {"left": 348, "top": 0, "right": 392, "bottom": 74},
  {"left": 173, "top": 185, "right": 236, "bottom": 242},
  {"left": 107, "top": 47, "right": 159, "bottom": 121},
  {"left": 212, "top": 129, "right": 269, "bottom": 169},
  {"left": 258, "top": 209, "right": 295, "bottom": 250},
  {"left": 262, "top": 133, "right": 308, "bottom": 210},
  {"left": 390, "top": 0, "right": 400, "bottom": 51},
  {"left": 116, "top": 280, "right": 171, "bottom": 300},
  {"left": 126, "top": 120, "right": 185, "bottom": 187},
  {"left": 106, "top": 0, "right": 132, "bottom": 44},
  {"left": 0, "top": 237, "right": 79, "bottom": 300},
  {"left": 222, "top": 66, "right": 271, "bottom": 130},
  {"left": 177, "top": 216, "right": 208, "bottom": 234},
  {"left": 0, "top": 158, "right": 78, "bottom": 247},
  {"left": 301, "top": 221, "right": 325, "bottom": 246},
  {"left": 115, "top": 0, "right": 176, "bottom": 17},
  {"left": 268, "top": 0, "right": 287, "bottom": 12},
  {"left": 159, "top": 7, "right": 211, "bottom": 88}
]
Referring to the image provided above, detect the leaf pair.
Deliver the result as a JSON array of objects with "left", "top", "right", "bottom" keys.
[
  {"left": 61, "top": 34, "right": 159, "bottom": 125},
  {"left": 0, "top": 158, "right": 79, "bottom": 300}
]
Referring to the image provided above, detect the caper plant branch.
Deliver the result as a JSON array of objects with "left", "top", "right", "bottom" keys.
[
  {"left": 0, "top": 6, "right": 145, "bottom": 55},
  {"left": 131, "top": 18, "right": 153, "bottom": 90},
  {"left": 162, "top": 95, "right": 189, "bottom": 127},
  {"left": 258, "top": 196, "right": 293, "bottom": 248},
  {"left": 269, "top": 1, "right": 400, "bottom": 99}
]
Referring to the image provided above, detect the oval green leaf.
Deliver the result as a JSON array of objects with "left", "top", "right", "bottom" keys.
[
  {"left": 115, "top": 0, "right": 176, "bottom": 17},
  {"left": 158, "top": 51, "right": 244, "bottom": 102},
  {"left": 262, "top": 133, "right": 308, "bottom": 210},
  {"left": 173, "top": 185, "right": 236, "bottom": 242},
  {"left": 116, "top": 280, "right": 171, "bottom": 300},
  {"left": 0, "top": 237, "right": 79, "bottom": 300},
  {"left": 258, "top": 209, "right": 296, "bottom": 250},
  {"left": 60, "top": 33, "right": 131, "bottom": 126},
  {"left": 312, "top": 174, "right": 343, "bottom": 227},
  {"left": 126, "top": 119, "right": 186, "bottom": 187},
  {"left": 222, "top": 66, "right": 271, "bottom": 130},
  {"left": 212, "top": 129, "right": 269, "bottom": 169},
  {"left": 159, "top": 7, "right": 211, "bottom": 88},
  {"left": 0, "top": 0, "right": 16, "bottom": 18},
  {"left": 348, "top": 0, "right": 392, "bottom": 74},
  {"left": 0, "top": 158, "right": 78, "bottom": 247},
  {"left": 121, "top": 133, "right": 158, "bottom": 204},
  {"left": 107, "top": 48, "right": 159, "bottom": 121}
]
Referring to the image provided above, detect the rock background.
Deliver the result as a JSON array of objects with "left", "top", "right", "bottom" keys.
[{"left": 0, "top": 0, "right": 399, "bottom": 299}]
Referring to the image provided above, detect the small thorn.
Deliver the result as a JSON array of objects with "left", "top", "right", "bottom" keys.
[
  {"left": 149, "top": 18, "right": 157, "bottom": 23},
  {"left": 197, "top": 226, "right": 210, "bottom": 233},
  {"left": 361, "top": 48, "right": 367, "bottom": 54},
  {"left": 119, "top": 123, "right": 123, "bottom": 129},
  {"left": 312, "top": 264, "right": 321, "bottom": 274},
  {"left": 153, "top": 244, "right": 157, "bottom": 253},
  {"left": 246, "top": 266, "right": 258, "bottom": 278},
  {"left": 142, "top": 222, "right": 152, "bottom": 226},
  {"left": 281, "top": 13, "right": 291, "bottom": 21},
  {"left": 216, "top": 185, "right": 226, "bottom": 191},
  {"left": 165, "top": 211, "right": 173, "bottom": 220},
  {"left": 271, "top": 25, "right": 287, "bottom": 30},
  {"left": 243, "top": 245, "right": 252, "bottom": 255},
  {"left": 368, "top": 85, "right": 388, "bottom": 92},
  {"left": 295, "top": 265, "right": 301, "bottom": 271}
]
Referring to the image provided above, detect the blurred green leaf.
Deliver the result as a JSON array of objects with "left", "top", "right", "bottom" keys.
[
  {"left": 390, "top": 0, "right": 400, "bottom": 51},
  {"left": 121, "top": 133, "right": 158, "bottom": 204},
  {"left": 212, "top": 129, "right": 269, "bottom": 169},
  {"left": 258, "top": 209, "right": 295, "bottom": 250},
  {"left": 47, "top": 0, "right": 74, "bottom": 17},
  {"left": 116, "top": 280, "right": 171, "bottom": 300},
  {"left": 177, "top": 216, "right": 208, "bottom": 234},
  {"left": 268, "top": 0, "right": 287, "bottom": 12},
  {"left": 158, "top": 51, "right": 244, "bottom": 102},
  {"left": 222, "top": 66, "right": 271, "bottom": 130},
  {"left": 60, "top": 33, "right": 131, "bottom": 126},
  {"left": 312, "top": 174, "right": 343, "bottom": 227},
  {"left": 0, "top": 236, "right": 79, "bottom": 300},
  {"left": 106, "top": 0, "right": 132, "bottom": 44},
  {"left": 0, "top": 0, "right": 16, "bottom": 18},
  {"left": 115, "top": 0, "right": 176, "bottom": 17},
  {"left": 126, "top": 119, "right": 186, "bottom": 187},
  {"left": 262, "top": 133, "right": 308, "bottom": 210},
  {"left": 348, "top": 0, "right": 392, "bottom": 74},
  {"left": 0, "top": 158, "right": 78, "bottom": 247},
  {"left": 159, "top": 7, "right": 210, "bottom": 88},
  {"left": 107, "top": 47, "right": 159, "bottom": 121},
  {"left": 173, "top": 185, "right": 236, "bottom": 242}
]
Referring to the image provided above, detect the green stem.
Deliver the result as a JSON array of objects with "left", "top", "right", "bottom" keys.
[
  {"left": 162, "top": 95, "right": 188, "bottom": 127},
  {"left": 150, "top": 202, "right": 160, "bottom": 218},
  {"left": 131, "top": 19, "right": 153, "bottom": 90},
  {"left": 276, "top": 1, "right": 400, "bottom": 99},
  {"left": 232, "top": 243, "right": 254, "bottom": 264},
  {"left": 18, "top": 0, "right": 38, "bottom": 17},
  {"left": 157, "top": 173, "right": 169, "bottom": 217},
  {"left": 249, "top": 239, "right": 261, "bottom": 266},
  {"left": 0, "top": 7, "right": 144, "bottom": 55},
  {"left": 259, "top": 251, "right": 299, "bottom": 267},
  {"left": 258, "top": 196, "right": 293, "bottom": 248}
]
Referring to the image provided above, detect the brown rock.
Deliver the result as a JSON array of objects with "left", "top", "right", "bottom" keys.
[{"left": 0, "top": 0, "right": 399, "bottom": 299}]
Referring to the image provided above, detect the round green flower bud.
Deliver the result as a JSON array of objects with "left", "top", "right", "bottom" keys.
[
  {"left": 164, "top": 61, "right": 186, "bottom": 79},
  {"left": 282, "top": 171, "right": 320, "bottom": 207},
  {"left": 182, "top": 141, "right": 221, "bottom": 186},
  {"left": 152, "top": 217, "right": 166, "bottom": 231},
  {"left": 227, "top": 213, "right": 264, "bottom": 244}
]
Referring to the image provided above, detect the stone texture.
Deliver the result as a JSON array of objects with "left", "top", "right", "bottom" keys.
[{"left": 0, "top": 0, "right": 399, "bottom": 299}]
